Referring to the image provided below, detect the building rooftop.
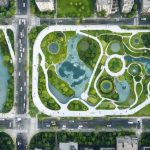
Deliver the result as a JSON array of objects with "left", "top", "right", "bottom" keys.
[
  {"left": 36, "top": 0, "right": 52, "bottom": 2},
  {"left": 117, "top": 136, "right": 138, "bottom": 150},
  {"left": 143, "top": 0, "right": 150, "bottom": 5},
  {"left": 0, "top": 0, "right": 8, "bottom": 6},
  {"left": 96, "top": 0, "right": 118, "bottom": 15},
  {"left": 35, "top": 0, "right": 54, "bottom": 12},
  {"left": 59, "top": 142, "right": 78, "bottom": 150},
  {"left": 100, "top": 148, "right": 115, "bottom": 150},
  {"left": 97, "top": 0, "right": 112, "bottom": 5},
  {"left": 142, "top": 0, "right": 150, "bottom": 13}
]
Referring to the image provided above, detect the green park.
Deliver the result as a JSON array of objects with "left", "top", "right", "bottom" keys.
[{"left": 30, "top": 25, "right": 150, "bottom": 117}]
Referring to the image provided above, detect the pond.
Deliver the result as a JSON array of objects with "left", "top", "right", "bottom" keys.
[
  {"left": 103, "top": 82, "right": 110, "bottom": 89},
  {"left": 134, "top": 39, "right": 139, "bottom": 44},
  {"left": 56, "top": 34, "right": 92, "bottom": 99},
  {"left": 114, "top": 79, "right": 130, "bottom": 102},
  {"left": 0, "top": 53, "right": 10, "bottom": 111},
  {"left": 49, "top": 42, "right": 59, "bottom": 54},
  {"left": 100, "top": 79, "right": 113, "bottom": 94},
  {"left": 110, "top": 42, "right": 120, "bottom": 52},
  {"left": 125, "top": 56, "right": 150, "bottom": 74}
]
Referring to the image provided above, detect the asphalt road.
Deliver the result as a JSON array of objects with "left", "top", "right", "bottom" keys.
[
  {"left": 16, "top": 0, "right": 28, "bottom": 114},
  {"left": 17, "top": 0, "right": 28, "bottom": 15},
  {"left": 40, "top": 17, "right": 150, "bottom": 26},
  {"left": 16, "top": 133, "right": 27, "bottom": 150},
  {"left": 142, "top": 119, "right": 150, "bottom": 129},
  {"left": 38, "top": 118, "right": 139, "bottom": 130},
  {"left": 0, "top": 118, "right": 13, "bottom": 129},
  {"left": 15, "top": 117, "right": 29, "bottom": 130},
  {"left": 40, "top": 18, "right": 134, "bottom": 25},
  {"left": 16, "top": 18, "right": 27, "bottom": 114}
]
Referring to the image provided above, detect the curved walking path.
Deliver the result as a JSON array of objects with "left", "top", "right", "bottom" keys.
[
  {"left": 32, "top": 25, "right": 150, "bottom": 117},
  {"left": 3, "top": 30, "right": 15, "bottom": 66}
]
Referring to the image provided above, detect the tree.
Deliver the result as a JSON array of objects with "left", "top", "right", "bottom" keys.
[{"left": 98, "top": 9, "right": 107, "bottom": 17}]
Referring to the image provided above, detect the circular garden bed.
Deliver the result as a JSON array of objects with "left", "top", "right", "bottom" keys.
[
  {"left": 108, "top": 58, "right": 123, "bottom": 73},
  {"left": 128, "top": 63, "right": 141, "bottom": 76},
  {"left": 99, "top": 79, "right": 114, "bottom": 94}
]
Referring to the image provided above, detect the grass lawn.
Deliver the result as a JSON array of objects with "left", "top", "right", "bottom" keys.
[
  {"left": 133, "top": 105, "right": 150, "bottom": 116},
  {"left": 68, "top": 100, "right": 88, "bottom": 111},
  {"left": 57, "top": 0, "right": 94, "bottom": 18},
  {"left": 96, "top": 100, "right": 116, "bottom": 110},
  {"left": 120, "top": 25, "right": 150, "bottom": 30},
  {"left": 108, "top": 58, "right": 123, "bottom": 73},
  {"left": 87, "top": 96, "right": 100, "bottom": 105},
  {"left": 48, "top": 66, "right": 75, "bottom": 97},
  {"left": 77, "top": 37, "right": 100, "bottom": 69},
  {"left": 130, "top": 33, "right": 144, "bottom": 48}
]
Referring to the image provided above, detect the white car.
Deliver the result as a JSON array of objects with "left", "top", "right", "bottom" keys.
[
  {"left": 62, "top": 125, "right": 66, "bottom": 129},
  {"left": 20, "top": 86, "right": 23, "bottom": 91},
  {"left": 19, "top": 19, "right": 21, "bottom": 25},
  {"left": 46, "top": 124, "right": 50, "bottom": 128},
  {"left": 23, "top": 3, "right": 26, "bottom": 7},
  {"left": 78, "top": 125, "right": 83, "bottom": 128},
  {"left": 19, "top": 58, "right": 21, "bottom": 63},
  {"left": 23, "top": 103, "right": 26, "bottom": 108},
  {"left": 9, "top": 122, "right": 12, "bottom": 128},
  {"left": 107, "top": 124, "right": 111, "bottom": 127},
  {"left": 22, "top": 48, "right": 25, "bottom": 52},
  {"left": 24, "top": 81, "right": 26, "bottom": 86},
  {"left": 20, "top": 32, "right": 23, "bottom": 38}
]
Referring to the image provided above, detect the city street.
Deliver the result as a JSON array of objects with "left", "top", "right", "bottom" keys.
[
  {"left": 0, "top": 118, "right": 13, "bottom": 129},
  {"left": 38, "top": 118, "right": 139, "bottom": 130},
  {"left": 15, "top": 0, "right": 28, "bottom": 150},
  {"left": 16, "top": 133, "right": 27, "bottom": 150},
  {"left": 16, "top": 0, "right": 28, "bottom": 115}
]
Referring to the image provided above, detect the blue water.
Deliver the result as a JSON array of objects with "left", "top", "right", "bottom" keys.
[
  {"left": 111, "top": 43, "right": 120, "bottom": 52},
  {"left": 49, "top": 43, "right": 59, "bottom": 54},
  {"left": 56, "top": 34, "right": 92, "bottom": 99},
  {"left": 0, "top": 54, "right": 10, "bottom": 111},
  {"left": 125, "top": 56, "right": 150, "bottom": 74},
  {"left": 103, "top": 82, "right": 110, "bottom": 90},
  {"left": 114, "top": 79, "right": 130, "bottom": 102}
]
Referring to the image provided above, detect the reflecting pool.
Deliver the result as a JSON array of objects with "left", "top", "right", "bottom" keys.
[
  {"left": 111, "top": 43, "right": 120, "bottom": 52},
  {"left": 56, "top": 34, "right": 92, "bottom": 98},
  {"left": 114, "top": 79, "right": 130, "bottom": 102},
  {"left": 0, "top": 53, "right": 10, "bottom": 111}
]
